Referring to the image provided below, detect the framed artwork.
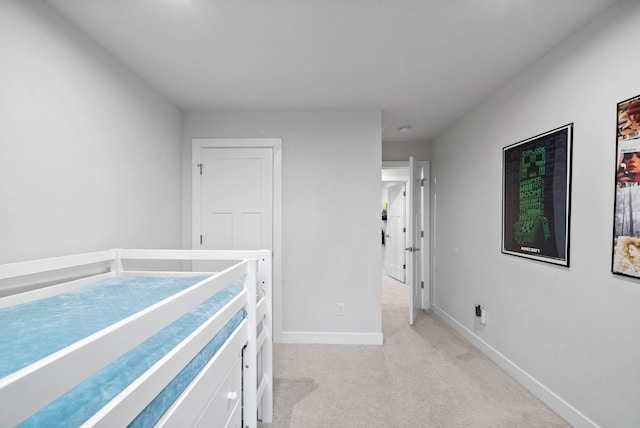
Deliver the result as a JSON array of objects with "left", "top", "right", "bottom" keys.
[
  {"left": 502, "top": 124, "right": 573, "bottom": 266},
  {"left": 612, "top": 94, "right": 640, "bottom": 278}
]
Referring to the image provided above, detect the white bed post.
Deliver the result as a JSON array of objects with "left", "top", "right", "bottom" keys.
[
  {"left": 244, "top": 259, "right": 258, "bottom": 428},
  {"left": 258, "top": 250, "right": 273, "bottom": 423},
  {"left": 110, "top": 248, "right": 123, "bottom": 276}
]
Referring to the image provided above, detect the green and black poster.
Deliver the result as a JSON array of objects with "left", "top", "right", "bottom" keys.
[{"left": 502, "top": 124, "right": 573, "bottom": 266}]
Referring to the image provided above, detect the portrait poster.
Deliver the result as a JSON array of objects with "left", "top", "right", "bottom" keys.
[
  {"left": 502, "top": 124, "right": 573, "bottom": 266},
  {"left": 612, "top": 94, "right": 640, "bottom": 278}
]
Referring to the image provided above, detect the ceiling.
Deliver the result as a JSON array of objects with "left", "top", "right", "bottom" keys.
[{"left": 44, "top": 0, "right": 618, "bottom": 143}]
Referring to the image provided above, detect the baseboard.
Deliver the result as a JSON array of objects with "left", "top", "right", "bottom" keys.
[
  {"left": 431, "top": 304, "right": 600, "bottom": 428},
  {"left": 280, "top": 331, "right": 384, "bottom": 345}
]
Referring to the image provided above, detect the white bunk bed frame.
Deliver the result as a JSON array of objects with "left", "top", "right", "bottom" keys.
[{"left": 0, "top": 249, "right": 273, "bottom": 427}]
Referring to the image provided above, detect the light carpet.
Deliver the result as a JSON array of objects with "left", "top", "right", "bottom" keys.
[{"left": 258, "top": 275, "right": 569, "bottom": 427}]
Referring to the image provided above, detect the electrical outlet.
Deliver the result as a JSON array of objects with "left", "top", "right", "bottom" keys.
[
  {"left": 337, "top": 303, "right": 344, "bottom": 316},
  {"left": 476, "top": 305, "right": 487, "bottom": 325}
]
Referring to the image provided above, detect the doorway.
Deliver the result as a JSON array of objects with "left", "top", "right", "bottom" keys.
[
  {"left": 383, "top": 182, "right": 406, "bottom": 282},
  {"left": 381, "top": 160, "right": 431, "bottom": 322}
]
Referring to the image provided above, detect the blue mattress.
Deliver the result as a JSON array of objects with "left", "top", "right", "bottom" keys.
[{"left": 0, "top": 275, "right": 246, "bottom": 427}]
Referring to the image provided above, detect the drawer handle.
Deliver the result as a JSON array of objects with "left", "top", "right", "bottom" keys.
[{"left": 227, "top": 391, "right": 239, "bottom": 401}]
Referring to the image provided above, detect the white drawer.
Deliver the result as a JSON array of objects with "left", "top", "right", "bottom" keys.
[{"left": 196, "top": 356, "right": 242, "bottom": 427}]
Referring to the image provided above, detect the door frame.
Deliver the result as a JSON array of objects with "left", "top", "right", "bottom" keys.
[
  {"left": 193, "top": 138, "right": 283, "bottom": 342},
  {"left": 382, "top": 161, "right": 431, "bottom": 311}
]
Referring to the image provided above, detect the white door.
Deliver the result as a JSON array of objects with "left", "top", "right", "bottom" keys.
[
  {"left": 384, "top": 183, "right": 405, "bottom": 281},
  {"left": 193, "top": 146, "right": 273, "bottom": 271},
  {"left": 407, "top": 157, "right": 422, "bottom": 325}
]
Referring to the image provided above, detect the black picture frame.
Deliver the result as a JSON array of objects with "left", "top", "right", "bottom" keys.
[
  {"left": 612, "top": 94, "right": 640, "bottom": 278},
  {"left": 502, "top": 124, "right": 573, "bottom": 266}
]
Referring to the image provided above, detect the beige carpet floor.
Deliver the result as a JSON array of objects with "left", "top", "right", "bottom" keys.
[{"left": 258, "top": 275, "right": 569, "bottom": 427}]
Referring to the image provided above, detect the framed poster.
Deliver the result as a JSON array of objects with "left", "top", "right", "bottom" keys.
[
  {"left": 502, "top": 124, "right": 573, "bottom": 266},
  {"left": 612, "top": 94, "right": 640, "bottom": 278}
]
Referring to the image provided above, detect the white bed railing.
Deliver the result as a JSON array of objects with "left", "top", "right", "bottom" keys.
[
  {"left": 0, "top": 250, "right": 114, "bottom": 281},
  {"left": 116, "top": 249, "right": 274, "bottom": 425},
  {"left": 0, "top": 249, "right": 272, "bottom": 428}
]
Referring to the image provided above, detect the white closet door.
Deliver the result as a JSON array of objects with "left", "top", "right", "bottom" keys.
[{"left": 194, "top": 147, "right": 272, "bottom": 271}]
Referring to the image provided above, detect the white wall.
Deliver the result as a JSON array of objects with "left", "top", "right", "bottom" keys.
[
  {"left": 382, "top": 140, "right": 431, "bottom": 161},
  {"left": 0, "top": 1, "right": 183, "bottom": 264},
  {"left": 183, "top": 109, "right": 383, "bottom": 344},
  {"left": 430, "top": 1, "right": 640, "bottom": 427}
]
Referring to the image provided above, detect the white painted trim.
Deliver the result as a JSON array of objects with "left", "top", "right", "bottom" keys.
[
  {"left": 191, "top": 138, "right": 283, "bottom": 343},
  {"left": 430, "top": 304, "right": 601, "bottom": 428},
  {"left": 382, "top": 161, "right": 410, "bottom": 168},
  {"left": 193, "top": 138, "right": 282, "bottom": 149},
  {"left": 419, "top": 161, "right": 430, "bottom": 311},
  {"left": 280, "top": 331, "right": 384, "bottom": 345}
]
